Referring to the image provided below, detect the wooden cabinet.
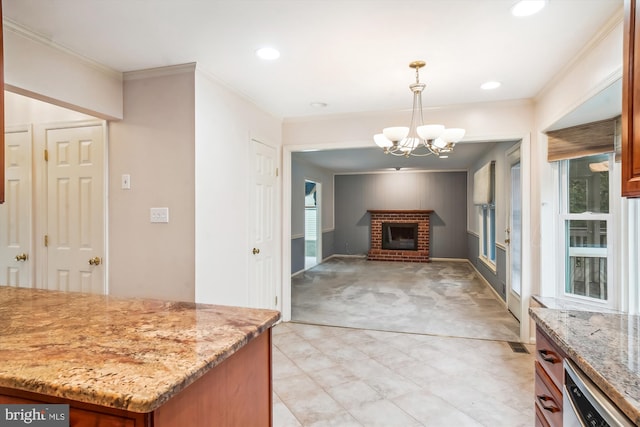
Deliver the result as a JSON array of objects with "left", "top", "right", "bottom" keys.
[
  {"left": 535, "top": 326, "right": 566, "bottom": 427},
  {"left": 0, "top": 0, "right": 5, "bottom": 204},
  {"left": 623, "top": 0, "right": 640, "bottom": 197},
  {"left": 0, "top": 330, "right": 273, "bottom": 427}
]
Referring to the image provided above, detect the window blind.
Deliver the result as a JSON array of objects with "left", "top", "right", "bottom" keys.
[
  {"left": 473, "top": 161, "right": 495, "bottom": 205},
  {"left": 546, "top": 117, "right": 618, "bottom": 162}
]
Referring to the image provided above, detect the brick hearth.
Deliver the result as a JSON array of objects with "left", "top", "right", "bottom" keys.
[{"left": 367, "top": 210, "right": 433, "bottom": 263}]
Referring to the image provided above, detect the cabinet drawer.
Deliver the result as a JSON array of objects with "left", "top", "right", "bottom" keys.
[
  {"left": 536, "top": 328, "right": 566, "bottom": 391},
  {"left": 535, "top": 403, "right": 551, "bottom": 427},
  {"left": 535, "top": 362, "right": 563, "bottom": 427}
]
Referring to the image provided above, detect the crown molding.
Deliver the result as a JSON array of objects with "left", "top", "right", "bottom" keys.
[
  {"left": 534, "top": 6, "right": 624, "bottom": 102},
  {"left": 3, "top": 17, "right": 122, "bottom": 80},
  {"left": 124, "top": 62, "right": 197, "bottom": 81}
]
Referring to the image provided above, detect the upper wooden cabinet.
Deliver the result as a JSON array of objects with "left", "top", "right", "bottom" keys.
[
  {"left": 623, "top": 0, "right": 640, "bottom": 198},
  {"left": 0, "top": 1, "right": 5, "bottom": 204}
]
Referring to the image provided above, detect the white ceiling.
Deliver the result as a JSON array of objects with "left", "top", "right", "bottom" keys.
[{"left": 4, "top": 0, "right": 623, "bottom": 172}]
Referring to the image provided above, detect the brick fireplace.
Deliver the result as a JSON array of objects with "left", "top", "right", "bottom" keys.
[{"left": 367, "top": 210, "right": 433, "bottom": 263}]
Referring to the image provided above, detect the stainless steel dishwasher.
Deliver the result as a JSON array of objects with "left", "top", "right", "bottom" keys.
[{"left": 563, "top": 359, "right": 634, "bottom": 427}]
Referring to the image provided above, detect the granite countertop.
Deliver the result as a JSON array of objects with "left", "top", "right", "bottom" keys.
[
  {"left": 530, "top": 307, "right": 640, "bottom": 424},
  {"left": 0, "top": 286, "right": 280, "bottom": 413}
]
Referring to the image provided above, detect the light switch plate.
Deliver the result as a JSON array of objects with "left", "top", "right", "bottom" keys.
[
  {"left": 121, "top": 174, "right": 131, "bottom": 190},
  {"left": 150, "top": 207, "right": 169, "bottom": 223}
]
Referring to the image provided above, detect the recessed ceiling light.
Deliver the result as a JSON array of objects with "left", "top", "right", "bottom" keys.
[
  {"left": 481, "top": 81, "right": 501, "bottom": 90},
  {"left": 255, "top": 47, "right": 280, "bottom": 60},
  {"left": 310, "top": 102, "right": 328, "bottom": 108},
  {"left": 511, "top": 0, "right": 547, "bottom": 17}
]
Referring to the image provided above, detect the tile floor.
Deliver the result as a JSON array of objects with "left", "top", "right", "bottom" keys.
[
  {"left": 272, "top": 322, "right": 535, "bottom": 426},
  {"left": 275, "top": 258, "right": 535, "bottom": 426}
]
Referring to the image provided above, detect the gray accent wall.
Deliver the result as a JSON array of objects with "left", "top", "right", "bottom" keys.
[
  {"left": 291, "top": 237, "right": 305, "bottom": 274},
  {"left": 291, "top": 230, "right": 335, "bottom": 274},
  {"left": 467, "top": 232, "right": 507, "bottom": 300},
  {"left": 291, "top": 155, "right": 335, "bottom": 237},
  {"left": 334, "top": 172, "right": 468, "bottom": 258},
  {"left": 291, "top": 155, "right": 336, "bottom": 274}
]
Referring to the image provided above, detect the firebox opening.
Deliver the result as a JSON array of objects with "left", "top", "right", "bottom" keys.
[{"left": 382, "top": 222, "right": 418, "bottom": 251}]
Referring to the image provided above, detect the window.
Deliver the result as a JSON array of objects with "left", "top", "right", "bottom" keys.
[
  {"left": 481, "top": 203, "right": 496, "bottom": 263},
  {"left": 560, "top": 153, "right": 612, "bottom": 301},
  {"left": 474, "top": 161, "right": 496, "bottom": 267}
]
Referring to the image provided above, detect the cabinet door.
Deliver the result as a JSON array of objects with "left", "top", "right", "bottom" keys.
[
  {"left": 623, "top": 0, "right": 640, "bottom": 197},
  {"left": 0, "top": 0, "right": 5, "bottom": 204}
]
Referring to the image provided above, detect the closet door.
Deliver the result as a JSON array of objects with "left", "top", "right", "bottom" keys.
[{"left": 0, "top": 127, "right": 33, "bottom": 286}]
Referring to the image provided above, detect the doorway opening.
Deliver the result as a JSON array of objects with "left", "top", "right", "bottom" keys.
[
  {"left": 1, "top": 91, "right": 106, "bottom": 293},
  {"left": 304, "top": 180, "right": 321, "bottom": 269}
]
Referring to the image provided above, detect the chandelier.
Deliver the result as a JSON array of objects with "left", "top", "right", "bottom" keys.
[{"left": 374, "top": 61, "right": 465, "bottom": 157}]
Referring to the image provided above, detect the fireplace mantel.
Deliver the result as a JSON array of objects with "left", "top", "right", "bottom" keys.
[{"left": 367, "top": 210, "right": 433, "bottom": 263}]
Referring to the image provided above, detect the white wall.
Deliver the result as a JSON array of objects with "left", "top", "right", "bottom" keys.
[
  {"left": 4, "top": 22, "right": 123, "bottom": 120},
  {"left": 284, "top": 99, "right": 534, "bottom": 148},
  {"left": 194, "top": 67, "right": 282, "bottom": 306},
  {"left": 5, "top": 92, "right": 96, "bottom": 126},
  {"left": 533, "top": 14, "right": 626, "bottom": 311}
]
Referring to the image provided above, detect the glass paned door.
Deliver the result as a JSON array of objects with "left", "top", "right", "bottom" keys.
[{"left": 507, "top": 154, "right": 522, "bottom": 321}]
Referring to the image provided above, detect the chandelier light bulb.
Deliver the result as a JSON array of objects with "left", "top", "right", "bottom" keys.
[
  {"left": 417, "top": 124, "right": 445, "bottom": 140},
  {"left": 383, "top": 127, "right": 410, "bottom": 143},
  {"left": 374, "top": 134, "right": 393, "bottom": 148},
  {"left": 433, "top": 138, "right": 447, "bottom": 149},
  {"left": 441, "top": 128, "right": 466, "bottom": 143}
]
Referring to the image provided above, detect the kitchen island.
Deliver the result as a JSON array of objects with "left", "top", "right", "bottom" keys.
[
  {"left": 530, "top": 307, "right": 640, "bottom": 425},
  {"left": 0, "top": 286, "right": 280, "bottom": 426}
]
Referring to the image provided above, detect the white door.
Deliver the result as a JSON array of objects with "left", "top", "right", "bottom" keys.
[
  {"left": 0, "top": 127, "right": 33, "bottom": 287},
  {"left": 249, "top": 139, "right": 279, "bottom": 309},
  {"left": 507, "top": 147, "right": 522, "bottom": 321},
  {"left": 46, "top": 124, "right": 105, "bottom": 294}
]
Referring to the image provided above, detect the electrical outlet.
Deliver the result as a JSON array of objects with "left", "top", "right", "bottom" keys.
[{"left": 150, "top": 207, "right": 169, "bottom": 223}]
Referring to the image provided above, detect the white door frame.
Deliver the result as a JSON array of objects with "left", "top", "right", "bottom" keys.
[{"left": 282, "top": 136, "right": 532, "bottom": 342}]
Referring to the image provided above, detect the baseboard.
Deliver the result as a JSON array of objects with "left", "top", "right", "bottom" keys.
[
  {"left": 291, "top": 254, "right": 367, "bottom": 278},
  {"left": 329, "top": 254, "right": 367, "bottom": 259},
  {"left": 291, "top": 269, "right": 305, "bottom": 277},
  {"left": 466, "top": 260, "right": 507, "bottom": 308},
  {"left": 431, "top": 257, "right": 468, "bottom": 262}
]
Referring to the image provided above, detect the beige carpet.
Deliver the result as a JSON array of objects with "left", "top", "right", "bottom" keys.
[{"left": 291, "top": 257, "right": 520, "bottom": 342}]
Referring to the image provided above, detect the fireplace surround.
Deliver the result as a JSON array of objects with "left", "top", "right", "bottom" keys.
[{"left": 367, "top": 210, "right": 433, "bottom": 262}]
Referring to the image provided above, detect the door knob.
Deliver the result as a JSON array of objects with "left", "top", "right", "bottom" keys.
[
  {"left": 252, "top": 248, "right": 260, "bottom": 255},
  {"left": 15, "top": 253, "right": 28, "bottom": 262},
  {"left": 88, "top": 256, "right": 102, "bottom": 266}
]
